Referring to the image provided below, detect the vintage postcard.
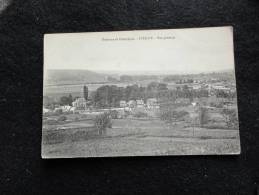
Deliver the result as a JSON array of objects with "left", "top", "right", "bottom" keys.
[{"left": 42, "top": 26, "right": 240, "bottom": 158}]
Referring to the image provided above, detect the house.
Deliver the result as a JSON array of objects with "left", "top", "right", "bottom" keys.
[
  {"left": 136, "top": 99, "right": 145, "bottom": 108},
  {"left": 192, "top": 84, "right": 202, "bottom": 90},
  {"left": 72, "top": 98, "right": 88, "bottom": 110},
  {"left": 124, "top": 107, "right": 131, "bottom": 112},
  {"left": 61, "top": 105, "right": 76, "bottom": 113},
  {"left": 128, "top": 100, "right": 137, "bottom": 108},
  {"left": 61, "top": 105, "right": 71, "bottom": 112},
  {"left": 119, "top": 100, "right": 127, "bottom": 108},
  {"left": 146, "top": 98, "right": 159, "bottom": 109}
]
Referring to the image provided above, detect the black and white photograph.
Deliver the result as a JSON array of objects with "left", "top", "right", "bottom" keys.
[{"left": 42, "top": 26, "right": 240, "bottom": 158}]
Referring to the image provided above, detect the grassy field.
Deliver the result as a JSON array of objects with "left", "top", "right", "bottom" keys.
[{"left": 42, "top": 116, "right": 240, "bottom": 158}]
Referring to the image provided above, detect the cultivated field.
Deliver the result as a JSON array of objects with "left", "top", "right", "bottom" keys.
[{"left": 42, "top": 116, "right": 240, "bottom": 158}]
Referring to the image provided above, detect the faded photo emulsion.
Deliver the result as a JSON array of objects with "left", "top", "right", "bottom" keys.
[{"left": 42, "top": 26, "right": 240, "bottom": 158}]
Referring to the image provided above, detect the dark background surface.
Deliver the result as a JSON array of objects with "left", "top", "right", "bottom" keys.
[{"left": 0, "top": 0, "right": 259, "bottom": 194}]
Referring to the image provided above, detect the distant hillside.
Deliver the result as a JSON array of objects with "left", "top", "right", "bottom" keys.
[
  {"left": 44, "top": 69, "right": 106, "bottom": 85},
  {"left": 162, "top": 70, "right": 236, "bottom": 83}
]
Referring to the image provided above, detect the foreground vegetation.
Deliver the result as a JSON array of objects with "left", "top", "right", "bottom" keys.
[
  {"left": 42, "top": 107, "right": 240, "bottom": 158},
  {"left": 42, "top": 117, "right": 240, "bottom": 158}
]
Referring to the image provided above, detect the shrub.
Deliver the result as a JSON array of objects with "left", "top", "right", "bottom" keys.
[
  {"left": 160, "top": 110, "right": 176, "bottom": 124},
  {"left": 124, "top": 110, "right": 130, "bottom": 117},
  {"left": 54, "top": 108, "right": 63, "bottom": 115},
  {"left": 221, "top": 108, "right": 238, "bottom": 129},
  {"left": 210, "top": 102, "right": 223, "bottom": 108},
  {"left": 160, "top": 110, "right": 189, "bottom": 124},
  {"left": 175, "top": 110, "right": 189, "bottom": 119},
  {"left": 44, "top": 119, "right": 58, "bottom": 125},
  {"left": 81, "top": 114, "right": 89, "bottom": 119},
  {"left": 57, "top": 115, "right": 67, "bottom": 122},
  {"left": 109, "top": 110, "right": 119, "bottom": 119}
]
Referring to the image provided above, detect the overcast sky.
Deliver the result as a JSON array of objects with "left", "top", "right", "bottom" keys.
[{"left": 44, "top": 26, "right": 235, "bottom": 74}]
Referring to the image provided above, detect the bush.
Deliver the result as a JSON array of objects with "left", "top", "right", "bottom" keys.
[
  {"left": 81, "top": 114, "right": 89, "bottom": 119},
  {"left": 124, "top": 110, "right": 130, "bottom": 117},
  {"left": 175, "top": 110, "right": 189, "bottom": 119},
  {"left": 160, "top": 110, "right": 189, "bottom": 124},
  {"left": 44, "top": 119, "right": 58, "bottom": 125},
  {"left": 109, "top": 110, "right": 119, "bottom": 119},
  {"left": 221, "top": 108, "right": 238, "bottom": 129},
  {"left": 210, "top": 102, "right": 223, "bottom": 108},
  {"left": 57, "top": 115, "right": 67, "bottom": 122},
  {"left": 160, "top": 110, "right": 174, "bottom": 123},
  {"left": 54, "top": 108, "right": 63, "bottom": 115},
  {"left": 94, "top": 113, "right": 112, "bottom": 135}
]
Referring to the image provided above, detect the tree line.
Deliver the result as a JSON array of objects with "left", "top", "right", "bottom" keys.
[
  {"left": 91, "top": 82, "right": 210, "bottom": 108},
  {"left": 44, "top": 82, "right": 236, "bottom": 109}
]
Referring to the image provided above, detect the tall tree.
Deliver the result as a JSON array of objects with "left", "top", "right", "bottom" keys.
[
  {"left": 199, "top": 106, "right": 208, "bottom": 127},
  {"left": 60, "top": 96, "right": 71, "bottom": 106},
  {"left": 83, "top": 85, "right": 88, "bottom": 101},
  {"left": 68, "top": 94, "right": 73, "bottom": 106}
]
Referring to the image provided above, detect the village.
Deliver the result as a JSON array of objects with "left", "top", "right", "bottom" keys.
[{"left": 43, "top": 75, "right": 237, "bottom": 121}]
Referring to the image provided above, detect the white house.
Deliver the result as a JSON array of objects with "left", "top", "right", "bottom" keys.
[
  {"left": 128, "top": 100, "right": 137, "bottom": 108},
  {"left": 192, "top": 84, "right": 202, "bottom": 90},
  {"left": 146, "top": 98, "right": 159, "bottom": 109},
  {"left": 72, "top": 98, "right": 87, "bottom": 109},
  {"left": 136, "top": 99, "right": 145, "bottom": 108}
]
